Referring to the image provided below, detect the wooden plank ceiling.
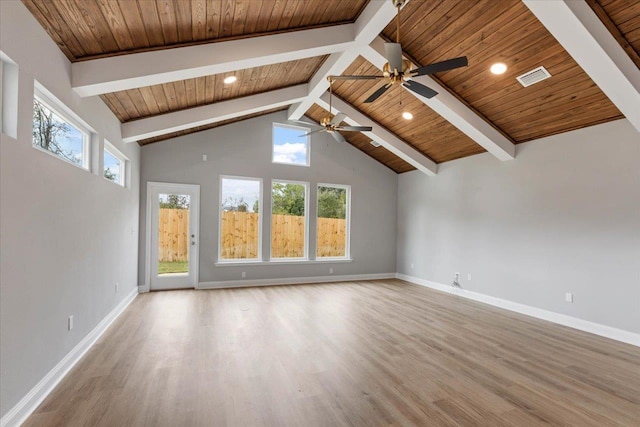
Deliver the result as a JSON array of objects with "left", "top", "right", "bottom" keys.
[
  {"left": 378, "top": 0, "right": 623, "bottom": 144},
  {"left": 101, "top": 57, "right": 327, "bottom": 122},
  {"left": 21, "top": 0, "right": 368, "bottom": 62},
  {"left": 23, "top": 0, "right": 639, "bottom": 173}
]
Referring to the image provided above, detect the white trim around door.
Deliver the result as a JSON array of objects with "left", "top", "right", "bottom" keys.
[{"left": 145, "top": 182, "right": 200, "bottom": 291}]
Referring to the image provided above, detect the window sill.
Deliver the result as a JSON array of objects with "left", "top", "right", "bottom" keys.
[{"left": 215, "top": 259, "right": 353, "bottom": 267}]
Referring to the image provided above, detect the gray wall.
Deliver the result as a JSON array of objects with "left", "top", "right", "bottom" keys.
[
  {"left": 397, "top": 119, "right": 640, "bottom": 333},
  {"left": 139, "top": 110, "right": 398, "bottom": 285},
  {"left": 1, "top": 2, "right": 140, "bottom": 416}
]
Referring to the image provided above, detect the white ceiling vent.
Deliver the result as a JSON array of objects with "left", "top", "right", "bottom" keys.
[
  {"left": 516, "top": 66, "right": 552, "bottom": 87},
  {"left": 370, "top": 140, "right": 381, "bottom": 147}
]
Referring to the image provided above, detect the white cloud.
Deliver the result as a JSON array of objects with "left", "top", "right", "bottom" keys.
[
  {"left": 273, "top": 142, "right": 307, "bottom": 155},
  {"left": 273, "top": 153, "right": 296, "bottom": 163}
]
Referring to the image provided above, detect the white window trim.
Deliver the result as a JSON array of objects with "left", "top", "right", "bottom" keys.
[
  {"left": 271, "top": 122, "right": 311, "bottom": 167},
  {"left": 218, "top": 175, "right": 263, "bottom": 263},
  {"left": 33, "top": 84, "right": 92, "bottom": 171},
  {"left": 103, "top": 140, "right": 128, "bottom": 187},
  {"left": 316, "top": 183, "right": 351, "bottom": 260},
  {"left": 270, "top": 179, "right": 310, "bottom": 260}
]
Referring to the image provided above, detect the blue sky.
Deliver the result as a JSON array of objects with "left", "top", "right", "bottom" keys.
[
  {"left": 104, "top": 149, "right": 121, "bottom": 181},
  {"left": 272, "top": 125, "right": 308, "bottom": 165}
]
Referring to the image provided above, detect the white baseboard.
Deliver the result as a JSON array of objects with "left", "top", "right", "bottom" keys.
[
  {"left": 0, "top": 289, "right": 138, "bottom": 427},
  {"left": 199, "top": 273, "right": 396, "bottom": 290},
  {"left": 396, "top": 273, "right": 640, "bottom": 347}
]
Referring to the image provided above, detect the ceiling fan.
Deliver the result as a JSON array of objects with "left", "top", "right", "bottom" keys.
[
  {"left": 294, "top": 78, "right": 372, "bottom": 143},
  {"left": 331, "top": 0, "right": 469, "bottom": 103}
]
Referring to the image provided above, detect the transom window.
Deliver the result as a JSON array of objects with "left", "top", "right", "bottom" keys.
[
  {"left": 103, "top": 141, "right": 126, "bottom": 187},
  {"left": 272, "top": 123, "right": 310, "bottom": 166},
  {"left": 32, "top": 89, "right": 90, "bottom": 169}
]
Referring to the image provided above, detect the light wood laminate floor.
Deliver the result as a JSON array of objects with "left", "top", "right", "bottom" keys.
[{"left": 24, "top": 280, "right": 640, "bottom": 426}]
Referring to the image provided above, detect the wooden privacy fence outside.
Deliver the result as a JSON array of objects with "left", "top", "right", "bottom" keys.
[
  {"left": 160, "top": 209, "right": 347, "bottom": 261},
  {"left": 158, "top": 208, "right": 190, "bottom": 262}
]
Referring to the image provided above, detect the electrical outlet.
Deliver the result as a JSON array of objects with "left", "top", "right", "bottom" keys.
[
  {"left": 241, "top": 272, "right": 246, "bottom": 278},
  {"left": 329, "top": 267, "right": 334, "bottom": 274},
  {"left": 410, "top": 263, "right": 414, "bottom": 269},
  {"left": 467, "top": 273, "right": 472, "bottom": 281},
  {"left": 115, "top": 282, "right": 119, "bottom": 293},
  {"left": 68, "top": 315, "right": 74, "bottom": 331},
  {"left": 565, "top": 292, "right": 573, "bottom": 303},
  {"left": 202, "top": 154, "right": 208, "bottom": 161}
]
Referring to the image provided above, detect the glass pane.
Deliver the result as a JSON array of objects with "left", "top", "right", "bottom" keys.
[
  {"left": 158, "top": 193, "right": 190, "bottom": 275},
  {"left": 271, "top": 182, "right": 306, "bottom": 258},
  {"left": 220, "top": 178, "right": 260, "bottom": 260},
  {"left": 32, "top": 99, "right": 85, "bottom": 166},
  {"left": 317, "top": 186, "right": 348, "bottom": 258},
  {"left": 272, "top": 124, "right": 309, "bottom": 166},
  {"left": 104, "top": 150, "right": 121, "bottom": 184}
]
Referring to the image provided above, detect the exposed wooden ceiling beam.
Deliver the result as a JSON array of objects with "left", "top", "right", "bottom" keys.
[
  {"left": 122, "top": 84, "right": 308, "bottom": 143},
  {"left": 523, "top": 0, "right": 640, "bottom": 135},
  {"left": 288, "top": 0, "right": 407, "bottom": 120},
  {"left": 71, "top": 25, "right": 355, "bottom": 97},
  {"left": 361, "top": 38, "right": 516, "bottom": 161},
  {"left": 317, "top": 93, "right": 438, "bottom": 176}
]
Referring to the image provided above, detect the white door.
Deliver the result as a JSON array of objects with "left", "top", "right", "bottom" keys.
[{"left": 147, "top": 182, "right": 200, "bottom": 290}]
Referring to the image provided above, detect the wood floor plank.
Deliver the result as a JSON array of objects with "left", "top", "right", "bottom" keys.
[{"left": 22, "top": 280, "right": 640, "bottom": 426}]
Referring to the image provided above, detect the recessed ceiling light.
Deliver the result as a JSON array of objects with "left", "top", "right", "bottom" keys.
[
  {"left": 223, "top": 75, "right": 237, "bottom": 84},
  {"left": 402, "top": 111, "right": 413, "bottom": 120},
  {"left": 490, "top": 62, "right": 507, "bottom": 75}
]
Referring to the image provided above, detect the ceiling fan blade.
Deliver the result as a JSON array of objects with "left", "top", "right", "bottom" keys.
[
  {"left": 331, "top": 75, "right": 383, "bottom": 80},
  {"left": 410, "top": 56, "right": 468, "bottom": 77},
  {"left": 364, "top": 83, "right": 392, "bottom": 103},
  {"left": 403, "top": 80, "right": 438, "bottom": 99},
  {"left": 336, "top": 126, "right": 373, "bottom": 132},
  {"left": 329, "top": 112, "right": 347, "bottom": 125},
  {"left": 330, "top": 131, "right": 346, "bottom": 143},
  {"left": 299, "top": 128, "right": 327, "bottom": 137},
  {"left": 385, "top": 43, "right": 403, "bottom": 74}
]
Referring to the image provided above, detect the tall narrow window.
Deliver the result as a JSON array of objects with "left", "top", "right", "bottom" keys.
[
  {"left": 219, "top": 176, "right": 262, "bottom": 261},
  {"left": 272, "top": 123, "right": 310, "bottom": 166},
  {"left": 103, "top": 141, "right": 126, "bottom": 186},
  {"left": 271, "top": 180, "right": 308, "bottom": 259},
  {"left": 317, "top": 184, "right": 350, "bottom": 259},
  {"left": 32, "top": 90, "right": 89, "bottom": 169}
]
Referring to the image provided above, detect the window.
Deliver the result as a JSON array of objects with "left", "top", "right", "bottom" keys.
[
  {"left": 32, "top": 90, "right": 89, "bottom": 169},
  {"left": 219, "top": 176, "right": 262, "bottom": 261},
  {"left": 103, "top": 141, "right": 126, "bottom": 186},
  {"left": 317, "top": 184, "right": 350, "bottom": 259},
  {"left": 271, "top": 180, "right": 308, "bottom": 259},
  {"left": 272, "top": 123, "right": 310, "bottom": 166}
]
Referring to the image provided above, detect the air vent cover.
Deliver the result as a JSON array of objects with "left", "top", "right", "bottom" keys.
[
  {"left": 516, "top": 66, "right": 551, "bottom": 87},
  {"left": 370, "top": 140, "right": 381, "bottom": 147}
]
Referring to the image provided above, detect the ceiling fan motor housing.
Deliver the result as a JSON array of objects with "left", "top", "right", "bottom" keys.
[{"left": 392, "top": 0, "right": 406, "bottom": 8}]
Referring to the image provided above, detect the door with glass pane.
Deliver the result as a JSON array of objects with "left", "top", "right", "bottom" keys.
[{"left": 148, "top": 182, "right": 200, "bottom": 290}]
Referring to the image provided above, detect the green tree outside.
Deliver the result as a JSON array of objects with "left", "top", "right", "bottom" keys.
[{"left": 272, "top": 183, "right": 305, "bottom": 216}]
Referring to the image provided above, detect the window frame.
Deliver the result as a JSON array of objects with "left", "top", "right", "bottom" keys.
[
  {"left": 218, "top": 175, "right": 264, "bottom": 263},
  {"left": 316, "top": 183, "right": 351, "bottom": 260},
  {"left": 103, "top": 140, "right": 127, "bottom": 187},
  {"left": 270, "top": 179, "right": 310, "bottom": 261},
  {"left": 271, "top": 122, "right": 311, "bottom": 167},
  {"left": 32, "top": 87, "right": 91, "bottom": 170}
]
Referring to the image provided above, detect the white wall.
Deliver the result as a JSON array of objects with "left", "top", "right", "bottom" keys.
[
  {"left": 397, "top": 119, "right": 640, "bottom": 334},
  {"left": 0, "top": 1, "right": 140, "bottom": 417},
  {"left": 139, "top": 110, "right": 398, "bottom": 286}
]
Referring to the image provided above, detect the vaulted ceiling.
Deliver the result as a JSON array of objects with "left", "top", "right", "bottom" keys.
[{"left": 23, "top": 0, "right": 640, "bottom": 174}]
